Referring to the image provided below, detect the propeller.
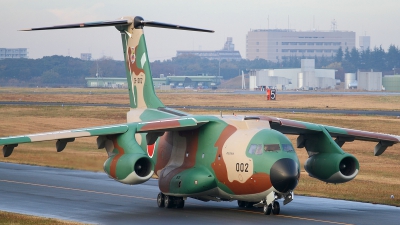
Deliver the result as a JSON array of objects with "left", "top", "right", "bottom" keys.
[{"left": 20, "top": 16, "right": 214, "bottom": 33}]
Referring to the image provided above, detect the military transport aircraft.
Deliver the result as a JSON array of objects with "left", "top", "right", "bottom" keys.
[{"left": 1, "top": 16, "right": 400, "bottom": 215}]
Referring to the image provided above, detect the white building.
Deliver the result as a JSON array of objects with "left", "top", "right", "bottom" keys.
[
  {"left": 357, "top": 70, "right": 382, "bottom": 91},
  {"left": 250, "top": 59, "right": 336, "bottom": 90},
  {"left": 0, "top": 48, "right": 28, "bottom": 59},
  {"left": 246, "top": 29, "right": 355, "bottom": 62},
  {"left": 81, "top": 53, "right": 92, "bottom": 61},
  {"left": 359, "top": 36, "right": 371, "bottom": 51}
]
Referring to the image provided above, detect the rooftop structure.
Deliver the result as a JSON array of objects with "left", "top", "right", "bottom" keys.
[
  {"left": 0, "top": 48, "right": 28, "bottom": 59},
  {"left": 176, "top": 37, "right": 242, "bottom": 61},
  {"left": 246, "top": 29, "right": 355, "bottom": 62}
]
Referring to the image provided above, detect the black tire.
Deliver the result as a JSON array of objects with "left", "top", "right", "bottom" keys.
[
  {"left": 176, "top": 198, "right": 185, "bottom": 209},
  {"left": 164, "top": 195, "right": 174, "bottom": 208},
  {"left": 263, "top": 204, "right": 272, "bottom": 215},
  {"left": 157, "top": 192, "right": 165, "bottom": 208},
  {"left": 237, "top": 200, "right": 246, "bottom": 208},
  {"left": 272, "top": 201, "right": 280, "bottom": 215}
]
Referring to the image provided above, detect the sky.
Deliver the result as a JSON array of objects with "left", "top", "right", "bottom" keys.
[{"left": 1, "top": 0, "right": 399, "bottom": 61}]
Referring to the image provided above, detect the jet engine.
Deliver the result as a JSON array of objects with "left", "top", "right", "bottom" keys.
[
  {"left": 304, "top": 153, "right": 359, "bottom": 184},
  {"left": 104, "top": 153, "right": 154, "bottom": 185}
]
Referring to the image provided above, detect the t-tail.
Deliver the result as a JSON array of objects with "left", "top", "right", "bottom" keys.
[{"left": 21, "top": 16, "right": 214, "bottom": 109}]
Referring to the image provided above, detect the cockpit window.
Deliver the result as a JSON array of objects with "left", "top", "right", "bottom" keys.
[
  {"left": 264, "top": 144, "right": 280, "bottom": 151},
  {"left": 282, "top": 144, "right": 295, "bottom": 152},
  {"left": 248, "top": 144, "right": 263, "bottom": 155}
]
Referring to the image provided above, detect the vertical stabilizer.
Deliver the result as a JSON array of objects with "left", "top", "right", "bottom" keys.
[{"left": 117, "top": 17, "right": 164, "bottom": 109}]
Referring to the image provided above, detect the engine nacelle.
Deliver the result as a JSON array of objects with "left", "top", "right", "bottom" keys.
[
  {"left": 304, "top": 153, "right": 359, "bottom": 184},
  {"left": 104, "top": 153, "right": 154, "bottom": 185}
]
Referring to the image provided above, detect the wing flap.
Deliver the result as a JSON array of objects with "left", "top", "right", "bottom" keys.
[
  {"left": 137, "top": 117, "right": 209, "bottom": 133},
  {"left": 261, "top": 115, "right": 400, "bottom": 143},
  {"left": 259, "top": 115, "right": 400, "bottom": 156},
  {"left": 0, "top": 124, "right": 129, "bottom": 146},
  {"left": 324, "top": 125, "right": 400, "bottom": 143}
]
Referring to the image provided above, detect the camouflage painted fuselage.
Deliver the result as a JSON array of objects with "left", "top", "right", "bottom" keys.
[{"left": 151, "top": 116, "right": 299, "bottom": 201}]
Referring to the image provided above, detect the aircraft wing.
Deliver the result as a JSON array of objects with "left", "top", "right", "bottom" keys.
[
  {"left": 258, "top": 115, "right": 400, "bottom": 156},
  {"left": 0, "top": 116, "right": 210, "bottom": 157},
  {"left": 136, "top": 116, "right": 209, "bottom": 133}
]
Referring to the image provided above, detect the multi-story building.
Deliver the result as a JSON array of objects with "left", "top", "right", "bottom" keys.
[
  {"left": 0, "top": 48, "right": 28, "bottom": 59},
  {"left": 246, "top": 29, "right": 355, "bottom": 62},
  {"left": 359, "top": 36, "right": 371, "bottom": 51},
  {"left": 177, "top": 37, "right": 242, "bottom": 61},
  {"left": 81, "top": 53, "right": 92, "bottom": 61}
]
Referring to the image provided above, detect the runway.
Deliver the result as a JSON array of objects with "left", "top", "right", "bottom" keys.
[
  {"left": 233, "top": 90, "right": 400, "bottom": 96},
  {"left": 0, "top": 162, "right": 399, "bottom": 225},
  {"left": 1, "top": 101, "right": 399, "bottom": 116}
]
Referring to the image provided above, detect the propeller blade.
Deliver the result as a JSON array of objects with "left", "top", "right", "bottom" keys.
[
  {"left": 140, "top": 20, "right": 214, "bottom": 33},
  {"left": 20, "top": 19, "right": 131, "bottom": 31}
]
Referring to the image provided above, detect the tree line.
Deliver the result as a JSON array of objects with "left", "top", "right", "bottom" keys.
[
  {"left": 334, "top": 45, "right": 400, "bottom": 73},
  {"left": 1, "top": 45, "right": 399, "bottom": 87},
  {"left": 0, "top": 56, "right": 125, "bottom": 87}
]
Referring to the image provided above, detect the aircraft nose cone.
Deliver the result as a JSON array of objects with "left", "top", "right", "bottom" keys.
[{"left": 270, "top": 158, "right": 299, "bottom": 193}]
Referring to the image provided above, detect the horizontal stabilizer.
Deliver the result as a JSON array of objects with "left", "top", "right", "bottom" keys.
[
  {"left": 20, "top": 20, "right": 130, "bottom": 31},
  {"left": 140, "top": 20, "right": 214, "bottom": 32},
  {"left": 20, "top": 16, "right": 214, "bottom": 33}
]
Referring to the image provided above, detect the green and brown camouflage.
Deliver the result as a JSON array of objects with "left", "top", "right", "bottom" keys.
[{"left": 1, "top": 16, "right": 400, "bottom": 213}]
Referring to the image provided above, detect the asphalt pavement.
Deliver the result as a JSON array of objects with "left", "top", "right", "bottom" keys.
[{"left": 0, "top": 162, "right": 399, "bottom": 225}]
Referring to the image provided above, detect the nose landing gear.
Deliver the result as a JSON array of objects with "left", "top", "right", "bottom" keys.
[
  {"left": 262, "top": 191, "right": 290, "bottom": 215},
  {"left": 263, "top": 201, "right": 280, "bottom": 215}
]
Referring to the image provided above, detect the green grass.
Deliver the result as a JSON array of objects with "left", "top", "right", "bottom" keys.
[{"left": 0, "top": 211, "right": 83, "bottom": 224}]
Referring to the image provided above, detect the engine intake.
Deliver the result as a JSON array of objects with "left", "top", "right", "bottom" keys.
[
  {"left": 104, "top": 153, "right": 153, "bottom": 185},
  {"left": 304, "top": 153, "right": 359, "bottom": 184}
]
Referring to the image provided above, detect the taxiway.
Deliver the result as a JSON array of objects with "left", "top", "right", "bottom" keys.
[
  {"left": 0, "top": 101, "right": 399, "bottom": 116},
  {"left": 0, "top": 162, "right": 399, "bottom": 225}
]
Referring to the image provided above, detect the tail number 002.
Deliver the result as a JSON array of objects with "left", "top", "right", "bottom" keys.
[{"left": 236, "top": 163, "right": 249, "bottom": 172}]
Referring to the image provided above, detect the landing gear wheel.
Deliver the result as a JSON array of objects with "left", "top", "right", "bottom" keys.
[
  {"left": 157, "top": 192, "right": 165, "bottom": 208},
  {"left": 164, "top": 195, "right": 174, "bottom": 208},
  {"left": 237, "top": 200, "right": 245, "bottom": 208},
  {"left": 272, "top": 201, "right": 280, "bottom": 215},
  {"left": 176, "top": 198, "right": 185, "bottom": 209},
  {"left": 263, "top": 204, "right": 272, "bottom": 215}
]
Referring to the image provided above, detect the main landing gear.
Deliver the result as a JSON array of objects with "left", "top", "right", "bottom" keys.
[
  {"left": 263, "top": 201, "right": 280, "bottom": 215},
  {"left": 237, "top": 200, "right": 257, "bottom": 208},
  {"left": 157, "top": 192, "right": 185, "bottom": 209}
]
